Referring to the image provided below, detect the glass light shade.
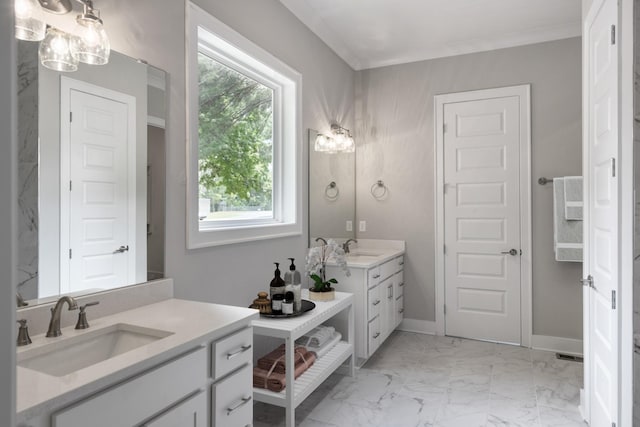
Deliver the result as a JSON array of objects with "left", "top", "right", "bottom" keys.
[
  {"left": 39, "top": 28, "right": 79, "bottom": 72},
  {"left": 14, "top": 0, "right": 46, "bottom": 41},
  {"left": 343, "top": 135, "right": 355, "bottom": 153},
  {"left": 315, "top": 134, "right": 330, "bottom": 152},
  {"left": 70, "top": 16, "right": 110, "bottom": 65}
]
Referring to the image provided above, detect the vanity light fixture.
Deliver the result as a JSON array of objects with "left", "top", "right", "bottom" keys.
[
  {"left": 69, "top": 0, "right": 110, "bottom": 65},
  {"left": 14, "top": 0, "right": 46, "bottom": 41},
  {"left": 15, "top": 0, "right": 110, "bottom": 71},
  {"left": 314, "top": 124, "right": 355, "bottom": 153}
]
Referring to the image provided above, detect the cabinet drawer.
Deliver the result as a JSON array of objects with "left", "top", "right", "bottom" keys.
[
  {"left": 368, "top": 316, "right": 381, "bottom": 356},
  {"left": 368, "top": 285, "right": 381, "bottom": 321},
  {"left": 393, "top": 271, "right": 404, "bottom": 298},
  {"left": 396, "top": 256, "right": 405, "bottom": 270},
  {"left": 212, "top": 326, "right": 253, "bottom": 380},
  {"left": 144, "top": 391, "right": 207, "bottom": 427},
  {"left": 52, "top": 347, "right": 207, "bottom": 427},
  {"left": 367, "top": 266, "right": 381, "bottom": 288},
  {"left": 212, "top": 363, "right": 252, "bottom": 427}
]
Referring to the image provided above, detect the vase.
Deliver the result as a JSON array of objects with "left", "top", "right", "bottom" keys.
[{"left": 308, "top": 288, "right": 335, "bottom": 302}]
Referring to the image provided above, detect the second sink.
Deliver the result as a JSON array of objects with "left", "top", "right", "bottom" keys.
[{"left": 18, "top": 323, "right": 173, "bottom": 377}]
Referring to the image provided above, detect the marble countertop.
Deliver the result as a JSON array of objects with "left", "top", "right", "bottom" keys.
[{"left": 17, "top": 299, "right": 258, "bottom": 419}]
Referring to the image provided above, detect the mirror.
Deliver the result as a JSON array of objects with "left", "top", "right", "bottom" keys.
[
  {"left": 17, "top": 39, "right": 167, "bottom": 306},
  {"left": 308, "top": 129, "right": 356, "bottom": 246}
]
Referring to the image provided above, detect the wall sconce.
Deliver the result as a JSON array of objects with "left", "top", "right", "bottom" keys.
[
  {"left": 314, "top": 124, "right": 355, "bottom": 153},
  {"left": 15, "top": 0, "right": 110, "bottom": 71}
]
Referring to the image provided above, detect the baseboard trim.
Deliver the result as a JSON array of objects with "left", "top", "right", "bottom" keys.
[
  {"left": 531, "top": 334, "right": 583, "bottom": 356},
  {"left": 398, "top": 318, "right": 437, "bottom": 335}
]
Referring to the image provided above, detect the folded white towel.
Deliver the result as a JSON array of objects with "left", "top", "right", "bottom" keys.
[
  {"left": 313, "top": 332, "right": 342, "bottom": 359},
  {"left": 296, "top": 325, "right": 335, "bottom": 348},
  {"left": 563, "top": 176, "right": 583, "bottom": 220},
  {"left": 553, "top": 178, "right": 583, "bottom": 262}
]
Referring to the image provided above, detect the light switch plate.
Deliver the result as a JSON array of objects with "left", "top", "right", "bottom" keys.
[
  {"left": 359, "top": 220, "right": 366, "bottom": 232},
  {"left": 346, "top": 220, "right": 353, "bottom": 231}
]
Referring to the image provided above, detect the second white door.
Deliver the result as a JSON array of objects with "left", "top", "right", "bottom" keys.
[{"left": 443, "top": 92, "right": 524, "bottom": 344}]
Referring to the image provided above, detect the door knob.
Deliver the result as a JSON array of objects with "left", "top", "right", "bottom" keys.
[
  {"left": 501, "top": 249, "right": 518, "bottom": 256},
  {"left": 114, "top": 245, "right": 129, "bottom": 254}
]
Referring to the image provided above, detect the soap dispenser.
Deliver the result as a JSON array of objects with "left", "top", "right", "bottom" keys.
[
  {"left": 285, "top": 258, "right": 302, "bottom": 312},
  {"left": 269, "top": 262, "right": 285, "bottom": 301}
]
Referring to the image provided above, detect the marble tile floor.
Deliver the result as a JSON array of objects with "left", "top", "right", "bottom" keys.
[{"left": 253, "top": 331, "right": 586, "bottom": 427}]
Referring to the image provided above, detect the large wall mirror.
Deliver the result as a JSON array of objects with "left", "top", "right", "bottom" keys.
[
  {"left": 17, "top": 39, "right": 167, "bottom": 307},
  {"left": 308, "top": 129, "right": 355, "bottom": 246}
]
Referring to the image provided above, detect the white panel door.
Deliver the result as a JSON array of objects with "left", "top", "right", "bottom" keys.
[
  {"left": 68, "top": 89, "right": 131, "bottom": 292},
  {"left": 585, "top": 0, "right": 618, "bottom": 424},
  {"left": 444, "top": 96, "right": 522, "bottom": 344}
]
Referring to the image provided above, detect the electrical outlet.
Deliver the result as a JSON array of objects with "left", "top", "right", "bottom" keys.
[
  {"left": 346, "top": 220, "right": 353, "bottom": 232},
  {"left": 359, "top": 220, "right": 366, "bottom": 232}
]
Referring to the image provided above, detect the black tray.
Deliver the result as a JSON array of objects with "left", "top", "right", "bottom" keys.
[{"left": 259, "top": 299, "right": 316, "bottom": 318}]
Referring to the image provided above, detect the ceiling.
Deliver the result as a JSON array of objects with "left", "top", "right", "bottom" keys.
[{"left": 279, "top": 0, "right": 582, "bottom": 70}]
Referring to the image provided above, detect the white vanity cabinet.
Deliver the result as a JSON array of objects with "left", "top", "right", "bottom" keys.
[
  {"left": 17, "top": 300, "right": 257, "bottom": 427},
  {"left": 327, "top": 253, "right": 404, "bottom": 364}
]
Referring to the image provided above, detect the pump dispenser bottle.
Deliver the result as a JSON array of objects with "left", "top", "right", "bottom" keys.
[
  {"left": 269, "top": 262, "right": 285, "bottom": 301},
  {"left": 284, "top": 258, "right": 302, "bottom": 312}
]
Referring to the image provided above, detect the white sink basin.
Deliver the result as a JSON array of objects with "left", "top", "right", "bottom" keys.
[
  {"left": 347, "top": 251, "right": 383, "bottom": 258},
  {"left": 18, "top": 323, "right": 173, "bottom": 377}
]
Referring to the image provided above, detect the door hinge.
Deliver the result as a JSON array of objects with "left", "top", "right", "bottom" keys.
[
  {"left": 69, "top": 180, "right": 72, "bottom": 191},
  {"left": 69, "top": 249, "right": 72, "bottom": 259},
  {"left": 611, "top": 25, "right": 616, "bottom": 45},
  {"left": 443, "top": 123, "right": 448, "bottom": 133},
  {"left": 612, "top": 290, "right": 616, "bottom": 310},
  {"left": 70, "top": 111, "right": 73, "bottom": 122},
  {"left": 443, "top": 244, "right": 446, "bottom": 255},
  {"left": 611, "top": 158, "right": 616, "bottom": 177},
  {"left": 444, "top": 304, "right": 447, "bottom": 314}
]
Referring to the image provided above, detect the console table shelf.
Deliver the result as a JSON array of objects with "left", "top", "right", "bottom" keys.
[{"left": 252, "top": 290, "right": 355, "bottom": 427}]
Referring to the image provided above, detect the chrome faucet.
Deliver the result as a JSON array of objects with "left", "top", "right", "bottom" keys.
[
  {"left": 342, "top": 239, "right": 358, "bottom": 254},
  {"left": 315, "top": 237, "right": 328, "bottom": 245},
  {"left": 46, "top": 296, "right": 78, "bottom": 337}
]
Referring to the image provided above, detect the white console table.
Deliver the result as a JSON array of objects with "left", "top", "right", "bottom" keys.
[{"left": 252, "top": 290, "right": 355, "bottom": 427}]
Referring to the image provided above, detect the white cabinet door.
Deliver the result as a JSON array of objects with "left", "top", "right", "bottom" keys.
[
  {"left": 395, "top": 296, "right": 404, "bottom": 328},
  {"left": 144, "top": 391, "right": 207, "bottom": 427},
  {"left": 380, "top": 276, "right": 395, "bottom": 340}
]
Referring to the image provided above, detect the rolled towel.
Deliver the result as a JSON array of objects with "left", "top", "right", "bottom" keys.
[
  {"left": 253, "top": 351, "right": 317, "bottom": 392},
  {"left": 257, "top": 344, "right": 314, "bottom": 374},
  {"left": 313, "top": 331, "right": 342, "bottom": 359},
  {"left": 295, "top": 325, "right": 335, "bottom": 348}
]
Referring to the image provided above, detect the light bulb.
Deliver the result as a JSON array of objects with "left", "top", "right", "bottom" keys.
[
  {"left": 14, "top": 0, "right": 45, "bottom": 41},
  {"left": 39, "top": 28, "right": 78, "bottom": 72},
  {"left": 70, "top": 10, "right": 110, "bottom": 65}
]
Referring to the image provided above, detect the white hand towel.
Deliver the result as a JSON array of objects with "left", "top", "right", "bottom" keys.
[
  {"left": 553, "top": 178, "right": 583, "bottom": 262},
  {"left": 563, "top": 176, "right": 583, "bottom": 220}
]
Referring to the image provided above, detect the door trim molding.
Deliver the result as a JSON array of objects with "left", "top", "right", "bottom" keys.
[{"left": 434, "top": 84, "right": 532, "bottom": 347}]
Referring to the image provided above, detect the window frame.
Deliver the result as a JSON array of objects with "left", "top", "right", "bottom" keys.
[{"left": 186, "top": 3, "right": 302, "bottom": 248}]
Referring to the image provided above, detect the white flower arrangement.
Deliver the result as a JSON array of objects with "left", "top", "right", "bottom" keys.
[{"left": 305, "top": 239, "right": 350, "bottom": 292}]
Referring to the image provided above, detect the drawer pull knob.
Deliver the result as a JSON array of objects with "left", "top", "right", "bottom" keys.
[
  {"left": 372, "top": 299, "right": 381, "bottom": 306},
  {"left": 227, "top": 344, "right": 252, "bottom": 360},
  {"left": 227, "top": 396, "right": 252, "bottom": 415},
  {"left": 373, "top": 274, "right": 380, "bottom": 279},
  {"left": 373, "top": 332, "right": 380, "bottom": 339},
  {"left": 399, "top": 262, "right": 404, "bottom": 266},
  {"left": 399, "top": 282, "right": 405, "bottom": 287}
]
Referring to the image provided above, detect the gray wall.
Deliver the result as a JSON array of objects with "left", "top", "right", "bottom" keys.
[
  {"left": 1, "top": 3, "right": 17, "bottom": 425},
  {"left": 355, "top": 37, "right": 584, "bottom": 339}
]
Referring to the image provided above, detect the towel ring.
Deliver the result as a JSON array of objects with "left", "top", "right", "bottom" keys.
[
  {"left": 370, "top": 180, "right": 388, "bottom": 199},
  {"left": 325, "top": 181, "right": 339, "bottom": 200}
]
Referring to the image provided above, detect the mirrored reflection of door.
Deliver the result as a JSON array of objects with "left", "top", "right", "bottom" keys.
[{"left": 62, "top": 79, "right": 136, "bottom": 293}]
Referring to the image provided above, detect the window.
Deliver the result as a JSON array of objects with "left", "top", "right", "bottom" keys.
[{"left": 187, "top": 3, "right": 302, "bottom": 248}]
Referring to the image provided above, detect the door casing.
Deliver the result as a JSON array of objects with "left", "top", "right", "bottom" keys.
[{"left": 434, "top": 85, "right": 532, "bottom": 347}]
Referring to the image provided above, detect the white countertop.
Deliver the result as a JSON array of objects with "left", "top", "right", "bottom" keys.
[
  {"left": 17, "top": 299, "right": 258, "bottom": 419},
  {"left": 326, "top": 239, "right": 405, "bottom": 268}
]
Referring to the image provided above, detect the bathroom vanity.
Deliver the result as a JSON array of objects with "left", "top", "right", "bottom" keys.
[
  {"left": 324, "top": 240, "right": 405, "bottom": 365},
  {"left": 16, "top": 298, "right": 258, "bottom": 427}
]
